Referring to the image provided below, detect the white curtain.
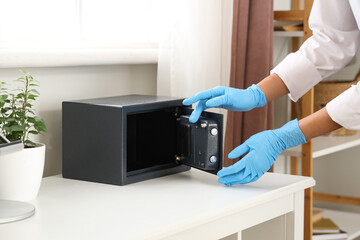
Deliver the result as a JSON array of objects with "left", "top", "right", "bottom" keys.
[{"left": 157, "top": 0, "right": 233, "bottom": 99}]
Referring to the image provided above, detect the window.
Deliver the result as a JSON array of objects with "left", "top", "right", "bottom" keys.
[
  {"left": 0, "top": 0, "right": 166, "bottom": 66},
  {"left": 0, "top": 0, "right": 166, "bottom": 49}
]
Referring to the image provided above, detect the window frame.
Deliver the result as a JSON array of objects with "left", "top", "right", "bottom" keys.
[{"left": 0, "top": 0, "right": 160, "bottom": 67}]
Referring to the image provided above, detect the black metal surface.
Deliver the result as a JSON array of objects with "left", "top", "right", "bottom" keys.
[
  {"left": 126, "top": 108, "right": 179, "bottom": 173},
  {"left": 62, "top": 94, "right": 223, "bottom": 186},
  {"left": 176, "top": 115, "right": 220, "bottom": 171}
]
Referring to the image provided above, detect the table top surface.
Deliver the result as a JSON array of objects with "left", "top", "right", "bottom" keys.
[{"left": 0, "top": 169, "right": 315, "bottom": 240}]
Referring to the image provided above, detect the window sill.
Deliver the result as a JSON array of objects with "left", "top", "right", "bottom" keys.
[{"left": 0, "top": 49, "right": 158, "bottom": 68}]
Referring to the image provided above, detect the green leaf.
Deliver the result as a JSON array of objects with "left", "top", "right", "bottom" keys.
[
  {"left": 4, "top": 117, "right": 17, "bottom": 122},
  {"left": 27, "top": 117, "right": 36, "bottom": 123},
  {"left": 16, "top": 112, "right": 25, "bottom": 118},
  {"left": 29, "top": 89, "right": 40, "bottom": 95},
  {"left": 34, "top": 117, "right": 47, "bottom": 133},
  {"left": 28, "top": 95, "right": 37, "bottom": 100},
  {"left": 4, "top": 121, "right": 17, "bottom": 126},
  {"left": 19, "top": 69, "right": 27, "bottom": 74},
  {"left": 29, "top": 84, "right": 39, "bottom": 87},
  {"left": 16, "top": 93, "right": 24, "bottom": 98},
  {"left": 34, "top": 116, "right": 43, "bottom": 122},
  {"left": 4, "top": 125, "right": 25, "bottom": 132},
  {"left": 27, "top": 109, "right": 35, "bottom": 115},
  {"left": 29, "top": 79, "right": 40, "bottom": 83},
  {"left": 34, "top": 124, "right": 47, "bottom": 133},
  {"left": 1, "top": 108, "right": 9, "bottom": 114},
  {"left": 29, "top": 130, "right": 39, "bottom": 135}
]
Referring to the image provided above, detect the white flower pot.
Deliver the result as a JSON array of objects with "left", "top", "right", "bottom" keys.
[{"left": 0, "top": 143, "right": 45, "bottom": 201}]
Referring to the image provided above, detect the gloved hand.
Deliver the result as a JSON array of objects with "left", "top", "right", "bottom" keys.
[
  {"left": 182, "top": 85, "right": 267, "bottom": 123},
  {"left": 217, "top": 119, "right": 307, "bottom": 186}
]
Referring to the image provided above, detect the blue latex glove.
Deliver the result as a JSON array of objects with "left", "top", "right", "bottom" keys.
[
  {"left": 182, "top": 85, "right": 266, "bottom": 123},
  {"left": 218, "top": 119, "right": 307, "bottom": 186}
]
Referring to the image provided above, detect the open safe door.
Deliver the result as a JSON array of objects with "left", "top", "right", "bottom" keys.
[{"left": 176, "top": 107, "right": 223, "bottom": 175}]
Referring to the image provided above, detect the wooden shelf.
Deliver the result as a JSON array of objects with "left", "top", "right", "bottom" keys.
[
  {"left": 282, "top": 132, "right": 360, "bottom": 159},
  {"left": 316, "top": 208, "right": 360, "bottom": 240},
  {"left": 274, "top": 10, "right": 304, "bottom": 21},
  {"left": 274, "top": 31, "right": 304, "bottom": 37}
]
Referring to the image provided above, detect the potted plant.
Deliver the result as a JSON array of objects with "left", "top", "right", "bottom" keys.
[{"left": 0, "top": 70, "right": 48, "bottom": 201}]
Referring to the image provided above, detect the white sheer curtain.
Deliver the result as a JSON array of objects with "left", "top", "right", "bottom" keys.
[{"left": 157, "top": 0, "right": 233, "bottom": 99}]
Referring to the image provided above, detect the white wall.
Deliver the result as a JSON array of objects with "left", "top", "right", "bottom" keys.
[
  {"left": 273, "top": 1, "right": 360, "bottom": 213},
  {"left": 0, "top": 64, "right": 157, "bottom": 177}
]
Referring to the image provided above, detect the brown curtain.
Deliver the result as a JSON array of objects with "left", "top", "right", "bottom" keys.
[{"left": 224, "top": 0, "right": 274, "bottom": 167}]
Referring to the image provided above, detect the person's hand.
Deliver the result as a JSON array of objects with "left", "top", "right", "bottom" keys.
[
  {"left": 217, "top": 119, "right": 307, "bottom": 186},
  {"left": 182, "top": 85, "right": 266, "bottom": 123}
]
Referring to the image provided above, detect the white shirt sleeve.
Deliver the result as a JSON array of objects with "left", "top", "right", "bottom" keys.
[
  {"left": 271, "top": 0, "right": 360, "bottom": 130},
  {"left": 327, "top": 82, "right": 360, "bottom": 130},
  {"left": 271, "top": 0, "right": 360, "bottom": 102}
]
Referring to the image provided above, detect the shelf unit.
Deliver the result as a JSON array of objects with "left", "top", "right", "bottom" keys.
[
  {"left": 282, "top": 131, "right": 360, "bottom": 207},
  {"left": 275, "top": 1, "right": 360, "bottom": 239},
  {"left": 275, "top": 1, "right": 314, "bottom": 239},
  {"left": 283, "top": 133, "right": 360, "bottom": 224},
  {"left": 316, "top": 208, "right": 360, "bottom": 240},
  {"left": 282, "top": 132, "right": 360, "bottom": 159}
]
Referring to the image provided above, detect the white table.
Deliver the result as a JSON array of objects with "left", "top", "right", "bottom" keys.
[{"left": 0, "top": 169, "right": 314, "bottom": 240}]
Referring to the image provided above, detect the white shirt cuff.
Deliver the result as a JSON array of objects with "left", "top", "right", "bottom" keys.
[
  {"left": 271, "top": 53, "right": 322, "bottom": 102},
  {"left": 326, "top": 82, "right": 360, "bottom": 130}
]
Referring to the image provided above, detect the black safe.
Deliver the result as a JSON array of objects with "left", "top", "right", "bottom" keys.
[{"left": 62, "top": 95, "right": 223, "bottom": 186}]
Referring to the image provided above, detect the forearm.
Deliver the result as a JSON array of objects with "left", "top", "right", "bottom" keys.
[
  {"left": 299, "top": 107, "right": 341, "bottom": 141},
  {"left": 257, "top": 73, "right": 289, "bottom": 102},
  {"left": 257, "top": 73, "right": 341, "bottom": 140}
]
